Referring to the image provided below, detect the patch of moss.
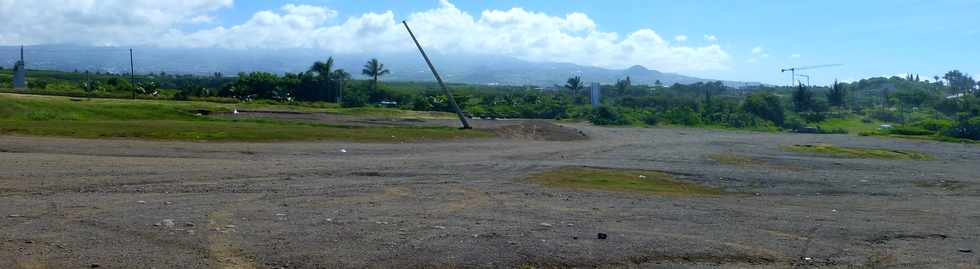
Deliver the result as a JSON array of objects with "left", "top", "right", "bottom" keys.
[
  {"left": 784, "top": 144, "right": 932, "bottom": 160},
  {"left": 528, "top": 166, "right": 722, "bottom": 196}
]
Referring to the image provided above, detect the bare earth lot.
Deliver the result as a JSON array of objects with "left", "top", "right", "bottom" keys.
[{"left": 1, "top": 121, "right": 979, "bottom": 268}]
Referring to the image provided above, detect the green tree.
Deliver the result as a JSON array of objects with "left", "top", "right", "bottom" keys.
[
  {"left": 826, "top": 80, "right": 846, "bottom": 108},
  {"left": 742, "top": 92, "right": 785, "bottom": 125},
  {"left": 362, "top": 58, "right": 390, "bottom": 92},
  {"left": 944, "top": 70, "right": 976, "bottom": 94},
  {"left": 792, "top": 84, "right": 815, "bottom": 112},
  {"left": 564, "top": 76, "right": 583, "bottom": 94},
  {"left": 309, "top": 57, "right": 334, "bottom": 81}
]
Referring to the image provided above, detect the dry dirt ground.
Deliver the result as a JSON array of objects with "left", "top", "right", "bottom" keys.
[{"left": 1, "top": 119, "right": 979, "bottom": 268}]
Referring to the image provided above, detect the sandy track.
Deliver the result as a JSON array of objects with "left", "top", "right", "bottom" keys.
[{"left": 1, "top": 124, "right": 978, "bottom": 268}]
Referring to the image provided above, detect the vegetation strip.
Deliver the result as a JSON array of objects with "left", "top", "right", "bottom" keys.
[
  {"left": 0, "top": 93, "right": 490, "bottom": 142},
  {"left": 528, "top": 166, "right": 722, "bottom": 196},
  {"left": 784, "top": 144, "right": 932, "bottom": 160}
]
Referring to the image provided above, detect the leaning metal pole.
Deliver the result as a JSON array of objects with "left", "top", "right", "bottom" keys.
[{"left": 402, "top": 21, "right": 472, "bottom": 129}]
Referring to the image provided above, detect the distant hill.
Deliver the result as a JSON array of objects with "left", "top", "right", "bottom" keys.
[{"left": 0, "top": 45, "right": 761, "bottom": 88}]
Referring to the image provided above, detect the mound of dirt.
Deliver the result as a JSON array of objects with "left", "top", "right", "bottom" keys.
[{"left": 487, "top": 120, "right": 587, "bottom": 141}]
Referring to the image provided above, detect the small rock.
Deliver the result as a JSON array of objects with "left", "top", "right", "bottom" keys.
[
  {"left": 597, "top": 233, "right": 608, "bottom": 240},
  {"left": 572, "top": 236, "right": 579, "bottom": 240},
  {"left": 638, "top": 175, "right": 647, "bottom": 179},
  {"left": 162, "top": 219, "right": 175, "bottom": 228},
  {"left": 164, "top": 201, "right": 173, "bottom": 205},
  {"left": 432, "top": 225, "right": 446, "bottom": 230},
  {"left": 325, "top": 218, "right": 333, "bottom": 222},
  {"left": 224, "top": 225, "right": 236, "bottom": 229},
  {"left": 137, "top": 200, "right": 146, "bottom": 204},
  {"left": 184, "top": 222, "right": 195, "bottom": 227},
  {"left": 7, "top": 214, "right": 22, "bottom": 218},
  {"left": 539, "top": 222, "right": 553, "bottom": 228},
  {"left": 340, "top": 149, "right": 348, "bottom": 153}
]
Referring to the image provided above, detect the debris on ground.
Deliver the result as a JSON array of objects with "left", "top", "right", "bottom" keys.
[{"left": 959, "top": 249, "right": 973, "bottom": 253}]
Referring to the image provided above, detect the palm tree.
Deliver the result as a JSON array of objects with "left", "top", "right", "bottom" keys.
[
  {"left": 307, "top": 57, "right": 335, "bottom": 101},
  {"left": 332, "top": 69, "right": 351, "bottom": 81},
  {"left": 309, "top": 57, "right": 334, "bottom": 81},
  {"left": 362, "top": 58, "right": 390, "bottom": 91}
]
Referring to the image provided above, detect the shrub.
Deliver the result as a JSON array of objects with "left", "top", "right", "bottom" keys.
[
  {"left": 890, "top": 126, "right": 934, "bottom": 136},
  {"left": 912, "top": 119, "right": 953, "bottom": 132},
  {"left": 590, "top": 106, "right": 629, "bottom": 125},
  {"left": 869, "top": 110, "right": 902, "bottom": 122},
  {"left": 662, "top": 108, "right": 702, "bottom": 126},
  {"left": 944, "top": 115, "right": 980, "bottom": 140}
]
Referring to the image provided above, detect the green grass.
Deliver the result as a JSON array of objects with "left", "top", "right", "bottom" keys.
[
  {"left": 784, "top": 144, "right": 933, "bottom": 160},
  {"left": 815, "top": 115, "right": 883, "bottom": 134},
  {"left": 528, "top": 166, "right": 723, "bottom": 196},
  {"left": 0, "top": 93, "right": 489, "bottom": 142}
]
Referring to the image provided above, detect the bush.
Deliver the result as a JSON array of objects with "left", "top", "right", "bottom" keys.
[
  {"left": 869, "top": 110, "right": 902, "bottom": 122},
  {"left": 912, "top": 119, "right": 953, "bottom": 132},
  {"left": 944, "top": 115, "right": 980, "bottom": 140},
  {"left": 662, "top": 108, "right": 702, "bottom": 126},
  {"left": 590, "top": 106, "right": 629, "bottom": 125},
  {"left": 782, "top": 114, "right": 805, "bottom": 130},
  {"left": 742, "top": 92, "right": 784, "bottom": 125},
  {"left": 800, "top": 112, "right": 826, "bottom": 123},
  {"left": 890, "top": 126, "right": 934, "bottom": 136}
]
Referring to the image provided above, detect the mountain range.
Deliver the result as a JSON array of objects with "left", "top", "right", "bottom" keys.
[{"left": 0, "top": 45, "right": 761, "bottom": 88}]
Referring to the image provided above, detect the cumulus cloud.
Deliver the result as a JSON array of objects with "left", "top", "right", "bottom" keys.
[
  {"left": 0, "top": 0, "right": 733, "bottom": 72},
  {"left": 746, "top": 46, "right": 769, "bottom": 63},
  {"left": 0, "top": 0, "right": 232, "bottom": 46},
  {"left": 188, "top": 15, "right": 216, "bottom": 24},
  {"left": 673, "top": 35, "right": 688, "bottom": 42},
  {"left": 703, "top": 34, "right": 718, "bottom": 42}
]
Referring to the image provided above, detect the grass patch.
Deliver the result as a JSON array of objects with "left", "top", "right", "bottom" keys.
[
  {"left": 528, "top": 166, "right": 722, "bottom": 196},
  {"left": 816, "top": 115, "right": 883, "bottom": 134},
  {"left": 0, "top": 93, "right": 489, "bottom": 142},
  {"left": 784, "top": 144, "right": 932, "bottom": 160}
]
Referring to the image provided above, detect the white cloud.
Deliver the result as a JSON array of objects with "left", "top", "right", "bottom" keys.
[
  {"left": 188, "top": 15, "right": 216, "bottom": 24},
  {"left": 0, "top": 0, "right": 233, "bottom": 46},
  {"left": 0, "top": 0, "right": 733, "bottom": 72},
  {"left": 673, "top": 35, "right": 688, "bottom": 41},
  {"left": 703, "top": 34, "right": 718, "bottom": 41},
  {"left": 790, "top": 54, "right": 801, "bottom": 59},
  {"left": 746, "top": 46, "right": 769, "bottom": 63}
]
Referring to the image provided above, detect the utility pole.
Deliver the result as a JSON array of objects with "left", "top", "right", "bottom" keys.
[
  {"left": 129, "top": 48, "right": 136, "bottom": 99},
  {"left": 402, "top": 20, "right": 471, "bottom": 129}
]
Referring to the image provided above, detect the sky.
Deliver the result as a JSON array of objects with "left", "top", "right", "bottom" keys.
[{"left": 0, "top": 0, "right": 978, "bottom": 85}]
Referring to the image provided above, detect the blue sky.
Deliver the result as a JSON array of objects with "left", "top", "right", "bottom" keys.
[
  {"left": 2, "top": 0, "right": 978, "bottom": 85},
  {"left": 201, "top": 0, "right": 980, "bottom": 85}
]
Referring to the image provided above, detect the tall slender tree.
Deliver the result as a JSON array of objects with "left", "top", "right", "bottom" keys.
[
  {"left": 362, "top": 58, "right": 390, "bottom": 92},
  {"left": 826, "top": 80, "right": 847, "bottom": 108},
  {"left": 564, "top": 76, "right": 583, "bottom": 95}
]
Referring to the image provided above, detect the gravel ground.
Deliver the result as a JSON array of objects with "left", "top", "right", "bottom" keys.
[{"left": 1, "top": 123, "right": 978, "bottom": 268}]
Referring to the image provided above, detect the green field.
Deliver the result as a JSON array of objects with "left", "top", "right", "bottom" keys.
[{"left": 0, "top": 93, "right": 488, "bottom": 142}]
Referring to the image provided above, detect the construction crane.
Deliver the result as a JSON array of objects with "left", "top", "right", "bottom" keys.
[
  {"left": 781, "top": 64, "right": 843, "bottom": 87},
  {"left": 796, "top": 74, "right": 810, "bottom": 87}
]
